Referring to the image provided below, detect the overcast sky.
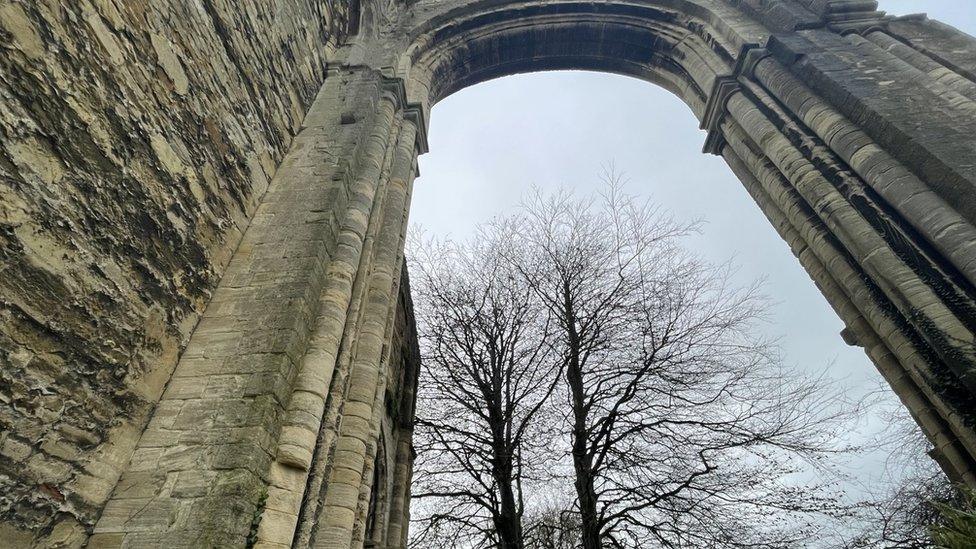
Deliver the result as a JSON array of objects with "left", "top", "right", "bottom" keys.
[{"left": 409, "top": 0, "right": 976, "bottom": 494}]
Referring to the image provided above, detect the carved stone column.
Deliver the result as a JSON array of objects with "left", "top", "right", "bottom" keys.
[{"left": 309, "top": 99, "right": 421, "bottom": 549}]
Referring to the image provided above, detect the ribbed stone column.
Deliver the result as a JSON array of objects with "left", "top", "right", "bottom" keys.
[
  {"left": 275, "top": 93, "right": 399, "bottom": 473},
  {"left": 383, "top": 432, "right": 415, "bottom": 548},
  {"left": 751, "top": 57, "right": 976, "bottom": 288},
  {"left": 252, "top": 71, "right": 403, "bottom": 549},
  {"left": 312, "top": 114, "right": 420, "bottom": 548},
  {"left": 292, "top": 98, "right": 408, "bottom": 549},
  {"left": 89, "top": 67, "right": 399, "bottom": 548},
  {"left": 720, "top": 119, "right": 976, "bottom": 485},
  {"left": 350, "top": 114, "right": 419, "bottom": 549},
  {"left": 733, "top": 55, "right": 976, "bottom": 482},
  {"left": 725, "top": 89, "right": 976, "bottom": 397}
]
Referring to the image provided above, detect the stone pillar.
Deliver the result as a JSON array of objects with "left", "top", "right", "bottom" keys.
[
  {"left": 384, "top": 431, "right": 415, "bottom": 549},
  {"left": 697, "top": 21, "right": 976, "bottom": 485},
  {"left": 290, "top": 88, "right": 408, "bottom": 549},
  {"left": 310, "top": 107, "right": 421, "bottom": 549},
  {"left": 719, "top": 119, "right": 976, "bottom": 486},
  {"left": 251, "top": 71, "right": 409, "bottom": 549},
  {"left": 88, "top": 66, "right": 409, "bottom": 547},
  {"left": 351, "top": 113, "right": 421, "bottom": 549}
]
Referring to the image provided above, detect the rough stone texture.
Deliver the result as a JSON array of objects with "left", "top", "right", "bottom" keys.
[
  {"left": 3, "top": 0, "right": 976, "bottom": 547},
  {"left": 0, "top": 0, "right": 353, "bottom": 544}
]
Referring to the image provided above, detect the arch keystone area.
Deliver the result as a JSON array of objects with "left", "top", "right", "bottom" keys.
[{"left": 1, "top": 0, "right": 976, "bottom": 547}]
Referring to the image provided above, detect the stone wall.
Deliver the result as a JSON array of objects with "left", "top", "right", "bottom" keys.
[{"left": 0, "top": 0, "right": 353, "bottom": 544}]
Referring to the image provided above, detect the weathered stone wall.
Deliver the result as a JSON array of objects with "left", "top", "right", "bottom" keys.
[{"left": 0, "top": 0, "right": 353, "bottom": 544}]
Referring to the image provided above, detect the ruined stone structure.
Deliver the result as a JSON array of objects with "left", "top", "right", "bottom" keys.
[{"left": 2, "top": 0, "right": 976, "bottom": 546}]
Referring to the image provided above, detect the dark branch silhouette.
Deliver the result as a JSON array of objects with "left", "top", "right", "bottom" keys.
[
  {"left": 409, "top": 228, "right": 560, "bottom": 549},
  {"left": 410, "top": 172, "right": 871, "bottom": 548}
]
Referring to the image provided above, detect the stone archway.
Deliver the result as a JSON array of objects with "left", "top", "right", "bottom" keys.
[
  {"left": 89, "top": 0, "right": 976, "bottom": 545},
  {"left": 2, "top": 0, "right": 975, "bottom": 547},
  {"left": 290, "top": 3, "right": 976, "bottom": 547}
]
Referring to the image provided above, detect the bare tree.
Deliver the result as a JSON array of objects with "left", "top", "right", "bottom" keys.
[
  {"left": 409, "top": 171, "right": 864, "bottom": 548},
  {"left": 843, "top": 388, "right": 962, "bottom": 548},
  {"left": 510, "top": 172, "right": 858, "bottom": 548},
  {"left": 408, "top": 230, "right": 559, "bottom": 549},
  {"left": 847, "top": 473, "right": 955, "bottom": 548},
  {"left": 523, "top": 494, "right": 583, "bottom": 549}
]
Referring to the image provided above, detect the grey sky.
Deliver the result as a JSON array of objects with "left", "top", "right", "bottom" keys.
[{"left": 409, "top": 0, "right": 976, "bottom": 496}]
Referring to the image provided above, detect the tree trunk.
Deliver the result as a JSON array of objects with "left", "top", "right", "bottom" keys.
[
  {"left": 563, "top": 283, "right": 602, "bottom": 549},
  {"left": 490, "top": 395, "right": 524, "bottom": 548},
  {"left": 492, "top": 463, "right": 524, "bottom": 549}
]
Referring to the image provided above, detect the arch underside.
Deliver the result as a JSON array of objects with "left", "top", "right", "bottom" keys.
[{"left": 402, "top": 1, "right": 750, "bottom": 119}]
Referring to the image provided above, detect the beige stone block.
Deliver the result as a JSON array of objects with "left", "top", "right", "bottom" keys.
[
  {"left": 94, "top": 498, "right": 150, "bottom": 532},
  {"left": 83, "top": 457, "right": 121, "bottom": 483},
  {"left": 69, "top": 473, "right": 117, "bottom": 505},
  {"left": 112, "top": 472, "right": 165, "bottom": 500},
  {"left": 278, "top": 423, "right": 316, "bottom": 447},
  {"left": 125, "top": 447, "right": 164, "bottom": 472},
  {"left": 288, "top": 390, "right": 323, "bottom": 417},
  {"left": 329, "top": 465, "right": 362, "bottom": 487},
  {"left": 0, "top": 523, "right": 33, "bottom": 548},
  {"left": 268, "top": 461, "right": 307, "bottom": 492},
  {"left": 255, "top": 508, "right": 298, "bottom": 542},
  {"left": 58, "top": 424, "right": 101, "bottom": 446},
  {"left": 0, "top": 3, "right": 45, "bottom": 60},
  {"left": 334, "top": 436, "right": 366, "bottom": 456},
  {"left": 320, "top": 505, "right": 356, "bottom": 527},
  {"left": 172, "top": 470, "right": 214, "bottom": 498},
  {"left": 185, "top": 330, "right": 242, "bottom": 360},
  {"left": 342, "top": 400, "right": 372, "bottom": 422},
  {"left": 340, "top": 415, "right": 371, "bottom": 442},
  {"left": 173, "top": 356, "right": 227, "bottom": 377},
  {"left": 144, "top": 401, "right": 184, "bottom": 431},
  {"left": 264, "top": 486, "right": 302, "bottom": 513},
  {"left": 276, "top": 442, "right": 313, "bottom": 471},
  {"left": 162, "top": 376, "right": 207, "bottom": 399},
  {"left": 138, "top": 427, "right": 182, "bottom": 448},
  {"left": 85, "top": 533, "right": 125, "bottom": 548},
  {"left": 96, "top": 497, "right": 178, "bottom": 533},
  {"left": 150, "top": 34, "right": 189, "bottom": 96},
  {"left": 0, "top": 436, "right": 31, "bottom": 462},
  {"left": 206, "top": 374, "right": 248, "bottom": 397},
  {"left": 40, "top": 437, "right": 81, "bottom": 461},
  {"left": 42, "top": 517, "right": 87, "bottom": 548},
  {"left": 28, "top": 453, "right": 72, "bottom": 483},
  {"left": 158, "top": 445, "right": 211, "bottom": 472}
]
